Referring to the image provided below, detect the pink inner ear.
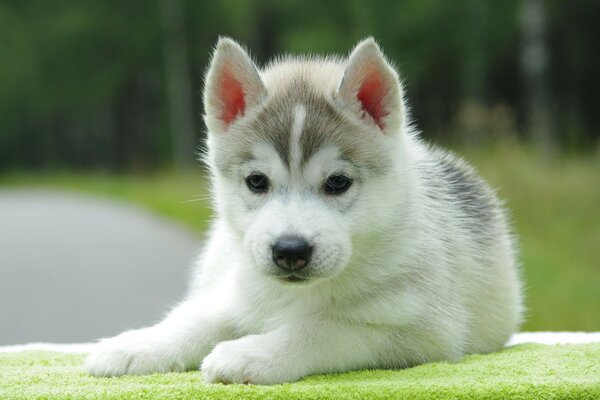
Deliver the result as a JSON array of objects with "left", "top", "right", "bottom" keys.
[
  {"left": 357, "top": 70, "right": 387, "bottom": 130},
  {"left": 219, "top": 68, "right": 246, "bottom": 126}
]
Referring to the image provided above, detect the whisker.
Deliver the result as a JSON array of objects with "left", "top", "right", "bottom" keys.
[{"left": 180, "top": 195, "right": 212, "bottom": 204}]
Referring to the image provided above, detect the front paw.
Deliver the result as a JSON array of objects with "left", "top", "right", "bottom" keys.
[
  {"left": 86, "top": 328, "right": 184, "bottom": 377},
  {"left": 201, "top": 336, "right": 302, "bottom": 385}
]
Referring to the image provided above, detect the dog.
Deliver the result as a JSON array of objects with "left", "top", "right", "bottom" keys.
[{"left": 86, "top": 37, "right": 523, "bottom": 385}]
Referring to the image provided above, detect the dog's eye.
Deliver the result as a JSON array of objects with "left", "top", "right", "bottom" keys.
[
  {"left": 245, "top": 173, "right": 270, "bottom": 193},
  {"left": 324, "top": 174, "right": 353, "bottom": 195}
]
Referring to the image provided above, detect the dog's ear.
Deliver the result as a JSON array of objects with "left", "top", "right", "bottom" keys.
[
  {"left": 337, "top": 38, "right": 404, "bottom": 135},
  {"left": 204, "top": 38, "right": 266, "bottom": 134}
]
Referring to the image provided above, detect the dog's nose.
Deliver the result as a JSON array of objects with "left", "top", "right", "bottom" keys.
[{"left": 272, "top": 236, "right": 312, "bottom": 271}]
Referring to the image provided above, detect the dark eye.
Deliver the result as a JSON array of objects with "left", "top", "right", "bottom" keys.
[
  {"left": 324, "top": 174, "right": 353, "bottom": 195},
  {"left": 245, "top": 173, "right": 270, "bottom": 193}
]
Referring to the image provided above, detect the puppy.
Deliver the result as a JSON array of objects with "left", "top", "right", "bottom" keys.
[{"left": 86, "top": 37, "right": 523, "bottom": 385}]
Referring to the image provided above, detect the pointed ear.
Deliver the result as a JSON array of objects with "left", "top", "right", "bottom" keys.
[
  {"left": 203, "top": 38, "right": 266, "bottom": 133},
  {"left": 337, "top": 38, "right": 404, "bottom": 135}
]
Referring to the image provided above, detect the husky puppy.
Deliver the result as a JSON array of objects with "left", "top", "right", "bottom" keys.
[{"left": 86, "top": 38, "right": 523, "bottom": 384}]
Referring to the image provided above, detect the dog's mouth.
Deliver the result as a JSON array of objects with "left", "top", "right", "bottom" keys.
[{"left": 279, "top": 274, "right": 310, "bottom": 284}]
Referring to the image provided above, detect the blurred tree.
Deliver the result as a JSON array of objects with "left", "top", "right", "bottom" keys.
[
  {"left": 520, "top": 0, "right": 555, "bottom": 156},
  {"left": 0, "top": 0, "right": 598, "bottom": 171},
  {"left": 158, "top": 0, "right": 196, "bottom": 169}
]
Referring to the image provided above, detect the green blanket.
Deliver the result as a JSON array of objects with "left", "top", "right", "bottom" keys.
[{"left": 1, "top": 343, "right": 598, "bottom": 399}]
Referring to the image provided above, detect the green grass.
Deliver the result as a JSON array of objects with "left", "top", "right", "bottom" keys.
[
  {"left": 0, "top": 171, "right": 213, "bottom": 235},
  {"left": 1, "top": 344, "right": 599, "bottom": 399},
  {"left": 1, "top": 144, "right": 599, "bottom": 331}
]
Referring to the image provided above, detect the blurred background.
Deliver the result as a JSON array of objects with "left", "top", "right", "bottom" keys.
[{"left": 0, "top": 0, "right": 598, "bottom": 344}]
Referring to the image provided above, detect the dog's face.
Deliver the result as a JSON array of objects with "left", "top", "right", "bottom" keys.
[{"left": 203, "top": 38, "right": 405, "bottom": 285}]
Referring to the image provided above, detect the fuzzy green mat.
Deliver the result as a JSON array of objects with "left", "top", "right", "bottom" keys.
[{"left": 0, "top": 344, "right": 599, "bottom": 399}]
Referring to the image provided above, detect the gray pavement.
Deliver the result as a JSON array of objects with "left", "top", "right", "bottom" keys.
[{"left": 0, "top": 189, "right": 202, "bottom": 345}]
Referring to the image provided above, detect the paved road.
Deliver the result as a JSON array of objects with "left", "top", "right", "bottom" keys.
[{"left": 0, "top": 189, "right": 202, "bottom": 345}]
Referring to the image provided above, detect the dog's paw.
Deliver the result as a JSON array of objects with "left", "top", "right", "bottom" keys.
[
  {"left": 86, "top": 328, "right": 185, "bottom": 377},
  {"left": 201, "top": 335, "right": 301, "bottom": 385}
]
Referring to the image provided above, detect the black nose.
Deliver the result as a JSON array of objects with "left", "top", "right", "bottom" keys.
[{"left": 272, "top": 236, "right": 312, "bottom": 271}]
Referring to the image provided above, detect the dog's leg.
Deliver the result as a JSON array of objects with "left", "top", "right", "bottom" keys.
[
  {"left": 201, "top": 318, "right": 444, "bottom": 385},
  {"left": 86, "top": 297, "right": 230, "bottom": 376}
]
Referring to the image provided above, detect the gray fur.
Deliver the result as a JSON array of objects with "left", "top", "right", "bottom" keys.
[{"left": 212, "top": 68, "right": 393, "bottom": 178}]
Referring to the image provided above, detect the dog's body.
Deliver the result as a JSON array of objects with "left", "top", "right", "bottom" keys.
[{"left": 86, "top": 38, "right": 523, "bottom": 384}]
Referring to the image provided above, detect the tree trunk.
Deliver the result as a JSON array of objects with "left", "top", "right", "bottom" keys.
[
  {"left": 158, "top": 0, "right": 196, "bottom": 169},
  {"left": 520, "top": 0, "right": 555, "bottom": 156}
]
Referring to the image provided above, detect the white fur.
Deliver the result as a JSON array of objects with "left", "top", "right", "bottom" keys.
[
  {"left": 86, "top": 38, "right": 522, "bottom": 384},
  {"left": 289, "top": 103, "right": 306, "bottom": 169}
]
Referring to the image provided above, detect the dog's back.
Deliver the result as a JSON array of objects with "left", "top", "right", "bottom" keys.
[{"left": 415, "top": 147, "right": 523, "bottom": 354}]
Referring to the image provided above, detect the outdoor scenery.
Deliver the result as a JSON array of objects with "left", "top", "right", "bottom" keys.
[{"left": 1, "top": 0, "right": 598, "bottom": 333}]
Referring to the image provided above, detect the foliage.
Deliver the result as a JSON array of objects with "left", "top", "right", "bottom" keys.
[{"left": 1, "top": 1, "right": 599, "bottom": 170}]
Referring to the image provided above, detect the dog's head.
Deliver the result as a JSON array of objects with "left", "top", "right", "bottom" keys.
[{"left": 203, "top": 38, "right": 408, "bottom": 285}]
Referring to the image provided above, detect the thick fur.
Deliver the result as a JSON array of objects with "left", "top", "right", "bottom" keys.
[{"left": 86, "top": 38, "right": 523, "bottom": 385}]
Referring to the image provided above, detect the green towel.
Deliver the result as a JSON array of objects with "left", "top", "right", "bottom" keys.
[{"left": 0, "top": 343, "right": 598, "bottom": 399}]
